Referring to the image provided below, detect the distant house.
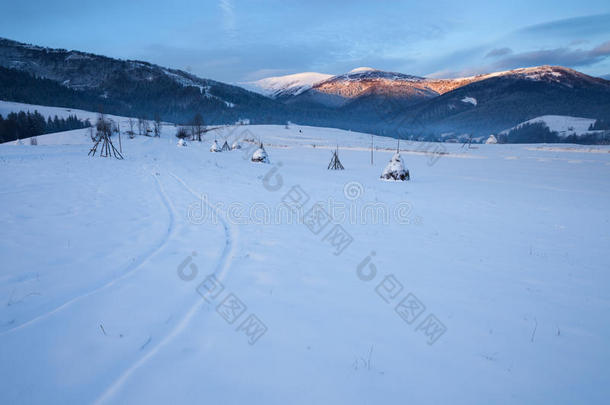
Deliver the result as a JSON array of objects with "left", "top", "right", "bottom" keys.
[{"left": 235, "top": 118, "right": 250, "bottom": 125}]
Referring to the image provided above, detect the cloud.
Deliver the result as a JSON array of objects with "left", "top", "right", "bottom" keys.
[
  {"left": 485, "top": 47, "right": 513, "bottom": 58},
  {"left": 491, "top": 41, "right": 610, "bottom": 70},
  {"left": 218, "top": 0, "right": 236, "bottom": 38},
  {"left": 241, "top": 69, "right": 293, "bottom": 81},
  {"left": 569, "top": 39, "right": 589, "bottom": 46},
  {"left": 591, "top": 41, "right": 610, "bottom": 57},
  {"left": 135, "top": 41, "right": 344, "bottom": 83},
  {"left": 426, "top": 67, "right": 489, "bottom": 79},
  {"left": 426, "top": 40, "right": 610, "bottom": 79},
  {"left": 517, "top": 13, "right": 610, "bottom": 39}
]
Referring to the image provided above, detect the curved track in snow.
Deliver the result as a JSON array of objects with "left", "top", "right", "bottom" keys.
[
  {"left": 0, "top": 173, "right": 176, "bottom": 336},
  {"left": 93, "top": 171, "right": 237, "bottom": 405}
]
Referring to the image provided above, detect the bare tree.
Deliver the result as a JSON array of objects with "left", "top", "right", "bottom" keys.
[
  {"left": 176, "top": 127, "right": 190, "bottom": 139},
  {"left": 127, "top": 118, "right": 135, "bottom": 138},
  {"left": 191, "top": 112, "right": 204, "bottom": 141},
  {"left": 137, "top": 117, "right": 145, "bottom": 136},
  {"left": 153, "top": 113, "right": 162, "bottom": 137},
  {"left": 96, "top": 113, "right": 112, "bottom": 139}
]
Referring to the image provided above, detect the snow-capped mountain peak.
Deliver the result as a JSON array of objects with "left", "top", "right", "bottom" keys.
[
  {"left": 459, "top": 65, "right": 599, "bottom": 85},
  {"left": 348, "top": 67, "right": 378, "bottom": 74},
  {"left": 241, "top": 72, "right": 334, "bottom": 98}
]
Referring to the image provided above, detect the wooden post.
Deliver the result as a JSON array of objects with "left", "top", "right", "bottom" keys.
[{"left": 118, "top": 123, "right": 123, "bottom": 154}]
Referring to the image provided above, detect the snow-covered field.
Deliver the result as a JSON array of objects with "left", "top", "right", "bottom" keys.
[
  {"left": 501, "top": 115, "right": 599, "bottom": 137},
  {"left": 1, "top": 114, "right": 610, "bottom": 404}
]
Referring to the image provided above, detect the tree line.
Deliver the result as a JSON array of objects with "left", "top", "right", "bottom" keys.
[{"left": 0, "top": 110, "right": 90, "bottom": 143}]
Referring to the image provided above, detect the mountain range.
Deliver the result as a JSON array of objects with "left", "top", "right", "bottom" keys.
[
  {"left": 0, "top": 38, "right": 290, "bottom": 125},
  {"left": 1, "top": 37, "right": 610, "bottom": 142}
]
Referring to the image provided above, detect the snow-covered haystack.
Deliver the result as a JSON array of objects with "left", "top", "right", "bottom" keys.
[
  {"left": 210, "top": 140, "right": 221, "bottom": 152},
  {"left": 251, "top": 143, "right": 269, "bottom": 163},
  {"left": 177, "top": 138, "right": 187, "bottom": 147},
  {"left": 381, "top": 152, "right": 410, "bottom": 181},
  {"left": 221, "top": 141, "right": 231, "bottom": 152},
  {"left": 231, "top": 141, "right": 242, "bottom": 150},
  {"left": 485, "top": 134, "right": 498, "bottom": 144}
]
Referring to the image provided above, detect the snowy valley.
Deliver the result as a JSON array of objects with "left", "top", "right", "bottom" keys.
[{"left": 1, "top": 102, "right": 610, "bottom": 404}]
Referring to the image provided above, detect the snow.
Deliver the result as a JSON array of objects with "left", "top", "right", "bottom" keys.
[
  {"left": 461, "top": 96, "right": 477, "bottom": 106},
  {"left": 348, "top": 67, "right": 378, "bottom": 74},
  {"left": 210, "top": 140, "right": 220, "bottom": 152},
  {"left": 485, "top": 135, "right": 498, "bottom": 144},
  {"left": 241, "top": 72, "right": 334, "bottom": 97},
  {"left": 380, "top": 152, "right": 409, "bottom": 181},
  {"left": 446, "top": 66, "right": 580, "bottom": 86},
  {"left": 501, "top": 115, "right": 598, "bottom": 137},
  {"left": 251, "top": 144, "right": 269, "bottom": 163},
  {"left": 1, "top": 105, "right": 610, "bottom": 404},
  {"left": 65, "top": 53, "right": 93, "bottom": 61}
]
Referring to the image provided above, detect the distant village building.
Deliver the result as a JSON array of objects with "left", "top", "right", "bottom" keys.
[
  {"left": 235, "top": 118, "right": 250, "bottom": 125},
  {"left": 485, "top": 134, "right": 498, "bottom": 144}
]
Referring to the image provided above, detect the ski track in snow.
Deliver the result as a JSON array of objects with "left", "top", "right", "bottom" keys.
[
  {"left": 0, "top": 173, "right": 176, "bottom": 336},
  {"left": 93, "top": 171, "right": 237, "bottom": 405}
]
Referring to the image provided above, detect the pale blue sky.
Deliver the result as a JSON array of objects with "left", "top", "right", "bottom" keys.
[{"left": 1, "top": 0, "right": 609, "bottom": 82}]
